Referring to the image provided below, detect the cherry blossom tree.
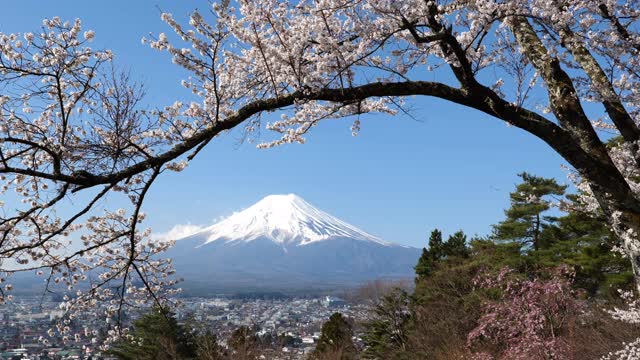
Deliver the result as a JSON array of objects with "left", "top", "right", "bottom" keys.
[
  {"left": 0, "top": 18, "right": 179, "bottom": 345},
  {"left": 467, "top": 267, "right": 582, "bottom": 360},
  {"left": 2, "top": 0, "right": 640, "bottom": 347},
  {"left": 146, "top": 0, "right": 640, "bottom": 292}
]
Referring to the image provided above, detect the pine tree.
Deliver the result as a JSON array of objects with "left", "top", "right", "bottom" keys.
[
  {"left": 362, "top": 289, "right": 410, "bottom": 359},
  {"left": 534, "top": 194, "right": 633, "bottom": 296},
  {"left": 109, "top": 307, "right": 197, "bottom": 360},
  {"left": 494, "top": 173, "right": 633, "bottom": 296},
  {"left": 312, "top": 313, "right": 357, "bottom": 360},
  {"left": 493, "top": 172, "right": 567, "bottom": 251},
  {"left": 415, "top": 229, "right": 444, "bottom": 278},
  {"left": 444, "top": 231, "right": 469, "bottom": 258},
  {"left": 427, "top": 229, "right": 445, "bottom": 260}
]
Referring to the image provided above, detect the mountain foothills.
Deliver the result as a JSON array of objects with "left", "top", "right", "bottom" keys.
[{"left": 166, "top": 194, "right": 420, "bottom": 293}]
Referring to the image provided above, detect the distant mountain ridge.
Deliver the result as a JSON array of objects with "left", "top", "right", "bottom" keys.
[{"left": 168, "top": 194, "right": 421, "bottom": 294}]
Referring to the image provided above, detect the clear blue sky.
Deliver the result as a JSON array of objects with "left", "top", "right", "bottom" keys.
[{"left": 1, "top": 1, "right": 569, "bottom": 247}]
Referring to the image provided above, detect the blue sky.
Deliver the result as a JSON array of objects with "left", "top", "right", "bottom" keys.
[{"left": 1, "top": 1, "right": 569, "bottom": 248}]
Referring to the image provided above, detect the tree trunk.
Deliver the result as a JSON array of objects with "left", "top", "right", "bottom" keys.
[
  {"left": 586, "top": 182, "right": 640, "bottom": 293},
  {"left": 613, "top": 211, "right": 640, "bottom": 294},
  {"left": 534, "top": 213, "right": 541, "bottom": 251}
]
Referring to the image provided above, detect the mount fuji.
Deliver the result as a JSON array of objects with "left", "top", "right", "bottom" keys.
[{"left": 166, "top": 194, "right": 421, "bottom": 294}]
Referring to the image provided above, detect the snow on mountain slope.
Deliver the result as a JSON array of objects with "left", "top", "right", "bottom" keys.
[
  {"left": 167, "top": 194, "right": 421, "bottom": 293},
  {"left": 187, "top": 194, "right": 394, "bottom": 247}
]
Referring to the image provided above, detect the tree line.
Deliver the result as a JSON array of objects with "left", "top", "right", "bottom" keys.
[{"left": 363, "top": 172, "right": 636, "bottom": 359}]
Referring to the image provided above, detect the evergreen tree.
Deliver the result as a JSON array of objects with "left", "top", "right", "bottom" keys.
[
  {"left": 415, "top": 229, "right": 444, "bottom": 278},
  {"left": 427, "top": 229, "right": 445, "bottom": 260},
  {"left": 444, "top": 231, "right": 469, "bottom": 259},
  {"left": 492, "top": 172, "right": 567, "bottom": 251},
  {"left": 312, "top": 313, "right": 357, "bottom": 360},
  {"left": 493, "top": 173, "right": 632, "bottom": 295},
  {"left": 110, "top": 307, "right": 197, "bottom": 360},
  {"left": 362, "top": 289, "right": 410, "bottom": 359},
  {"left": 416, "top": 229, "right": 470, "bottom": 280},
  {"left": 491, "top": 173, "right": 633, "bottom": 296},
  {"left": 534, "top": 195, "right": 633, "bottom": 296}
]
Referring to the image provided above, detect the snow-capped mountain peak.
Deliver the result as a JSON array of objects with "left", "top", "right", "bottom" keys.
[
  {"left": 167, "top": 194, "right": 420, "bottom": 292},
  {"left": 190, "top": 194, "right": 392, "bottom": 246}
]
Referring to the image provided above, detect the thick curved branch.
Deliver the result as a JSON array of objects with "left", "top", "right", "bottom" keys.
[
  {"left": 4, "top": 78, "right": 639, "bottom": 212},
  {"left": 557, "top": 25, "right": 640, "bottom": 164},
  {"left": 508, "top": 17, "right": 614, "bottom": 166}
]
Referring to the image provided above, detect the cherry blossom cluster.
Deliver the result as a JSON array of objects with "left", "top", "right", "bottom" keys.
[
  {"left": 0, "top": 18, "right": 182, "bottom": 347},
  {"left": 150, "top": 0, "right": 640, "bottom": 179},
  {"left": 468, "top": 267, "right": 582, "bottom": 360}
]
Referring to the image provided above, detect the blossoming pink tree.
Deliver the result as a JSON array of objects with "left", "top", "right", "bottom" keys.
[
  {"left": 2, "top": 0, "right": 640, "bottom": 346},
  {"left": 468, "top": 268, "right": 582, "bottom": 360}
]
